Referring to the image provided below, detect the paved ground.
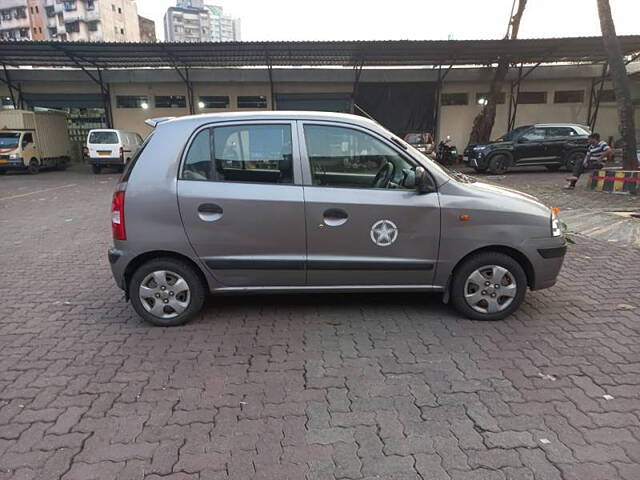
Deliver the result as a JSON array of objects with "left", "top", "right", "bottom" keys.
[{"left": 1, "top": 164, "right": 639, "bottom": 480}]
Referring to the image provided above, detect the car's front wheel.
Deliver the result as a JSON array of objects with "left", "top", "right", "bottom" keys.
[
  {"left": 488, "top": 154, "right": 509, "bottom": 174},
  {"left": 564, "top": 151, "right": 584, "bottom": 171},
  {"left": 129, "top": 258, "right": 206, "bottom": 326},
  {"left": 451, "top": 252, "right": 527, "bottom": 321},
  {"left": 91, "top": 165, "right": 101, "bottom": 174}
]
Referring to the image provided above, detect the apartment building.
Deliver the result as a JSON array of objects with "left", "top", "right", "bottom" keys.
[
  {"left": 138, "top": 14, "right": 155, "bottom": 42},
  {"left": 44, "top": 0, "right": 140, "bottom": 42},
  {"left": 164, "top": 1, "right": 240, "bottom": 42},
  {"left": 0, "top": 0, "right": 46, "bottom": 40},
  {"left": 0, "top": 0, "right": 141, "bottom": 42}
]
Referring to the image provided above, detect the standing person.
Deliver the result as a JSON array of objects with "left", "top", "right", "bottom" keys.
[{"left": 565, "top": 133, "right": 614, "bottom": 190}]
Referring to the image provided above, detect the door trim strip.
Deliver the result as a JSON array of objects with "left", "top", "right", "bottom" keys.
[{"left": 206, "top": 258, "right": 434, "bottom": 271}]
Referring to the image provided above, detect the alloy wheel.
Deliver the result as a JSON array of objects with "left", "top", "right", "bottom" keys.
[
  {"left": 463, "top": 265, "right": 517, "bottom": 314},
  {"left": 138, "top": 270, "right": 191, "bottom": 319}
]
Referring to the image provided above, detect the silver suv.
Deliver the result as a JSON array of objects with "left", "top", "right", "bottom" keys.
[{"left": 108, "top": 112, "right": 566, "bottom": 326}]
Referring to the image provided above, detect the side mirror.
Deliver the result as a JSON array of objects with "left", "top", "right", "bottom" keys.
[{"left": 414, "top": 166, "right": 433, "bottom": 194}]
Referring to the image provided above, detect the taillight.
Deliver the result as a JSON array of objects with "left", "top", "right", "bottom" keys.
[
  {"left": 119, "top": 146, "right": 124, "bottom": 159},
  {"left": 111, "top": 191, "right": 126, "bottom": 240}
]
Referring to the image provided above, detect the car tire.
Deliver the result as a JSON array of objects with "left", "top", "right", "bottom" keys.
[
  {"left": 28, "top": 158, "right": 40, "bottom": 175},
  {"left": 564, "top": 151, "right": 584, "bottom": 171},
  {"left": 488, "top": 154, "right": 509, "bottom": 174},
  {"left": 129, "top": 257, "right": 206, "bottom": 327},
  {"left": 451, "top": 251, "right": 527, "bottom": 321},
  {"left": 91, "top": 165, "right": 101, "bottom": 174},
  {"left": 545, "top": 165, "right": 561, "bottom": 172}
]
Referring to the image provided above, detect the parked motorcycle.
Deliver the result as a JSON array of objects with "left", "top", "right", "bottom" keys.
[{"left": 435, "top": 136, "right": 458, "bottom": 165}]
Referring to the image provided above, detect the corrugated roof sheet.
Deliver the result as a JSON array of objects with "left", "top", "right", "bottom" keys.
[{"left": 0, "top": 36, "right": 639, "bottom": 69}]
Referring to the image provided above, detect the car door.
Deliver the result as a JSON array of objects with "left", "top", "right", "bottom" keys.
[
  {"left": 544, "top": 126, "right": 577, "bottom": 162},
  {"left": 299, "top": 122, "right": 441, "bottom": 287},
  {"left": 514, "top": 127, "right": 547, "bottom": 164},
  {"left": 21, "top": 132, "right": 37, "bottom": 161},
  {"left": 177, "top": 121, "right": 307, "bottom": 287}
]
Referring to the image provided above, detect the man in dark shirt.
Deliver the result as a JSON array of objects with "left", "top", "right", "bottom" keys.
[{"left": 565, "top": 133, "right": 613, "bottom": 190}]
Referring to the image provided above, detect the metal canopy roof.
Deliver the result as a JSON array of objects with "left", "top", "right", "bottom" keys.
[{"left": 0, "top": 36, "right": 639, "bottom": 69}]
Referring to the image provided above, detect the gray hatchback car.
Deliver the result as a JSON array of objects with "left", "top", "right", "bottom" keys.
[{"left": 108, "top": 111, "right": 566, "bottom": 326}]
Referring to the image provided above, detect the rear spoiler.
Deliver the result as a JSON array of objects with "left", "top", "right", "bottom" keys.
[{"left": 145, "top": 117, "right": 174, "bottom": 128}]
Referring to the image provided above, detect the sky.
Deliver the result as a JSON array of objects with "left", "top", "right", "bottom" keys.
[{"left": 137, "top": 0, "right": 640, "bottom": 42}]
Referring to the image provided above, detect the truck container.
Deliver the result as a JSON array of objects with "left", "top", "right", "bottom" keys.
[{"left": 0, "top": 110, "right": 72, "bottom": 174}]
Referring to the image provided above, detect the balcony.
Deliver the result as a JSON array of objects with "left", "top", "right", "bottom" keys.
[{"left": 85, "top": 9, "right": 100, "bottom": 22}]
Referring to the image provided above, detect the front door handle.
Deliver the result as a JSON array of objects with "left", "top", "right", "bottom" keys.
[
  {"left": 198, "top": 203, "right": 223, "bottom": 222},
  {"left": 322, "top": 208, "right": 348, "bottom": 227}
]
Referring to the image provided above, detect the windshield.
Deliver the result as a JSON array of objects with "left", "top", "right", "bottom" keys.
[
  {"left": 0, "top": 132, "right": 20, "bottom": 150},
  {"left": 405, "top": 133, "right": 428, "bottom": 145},
  {"left": 89, "top": 131, "right": 119, "bottom": 144},
  {"left": 495, "top": 126, "right": 530, "bottom": 142}
]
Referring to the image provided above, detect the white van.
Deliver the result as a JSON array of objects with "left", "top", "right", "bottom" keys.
[{"left": 85, "top": 129, "right": 143, "bottom": 174}]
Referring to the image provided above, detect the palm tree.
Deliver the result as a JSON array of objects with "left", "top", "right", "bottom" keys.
[
  {"left": 467, "top": 0, "right": 527, "bottom": 145},
  {"left": 597, "top": 0, "right": 638, "bottom": 170}
]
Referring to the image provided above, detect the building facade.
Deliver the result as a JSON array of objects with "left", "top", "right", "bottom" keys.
[
  {"left": 0, "top": 0, "right": 141, "bottom": 42},
  {"left": 138, "top": 14, "right": 155, "bottom": 43},
  {"left": 164, "top": 2, "right": 240, "bottom": 42},
  {"left": 207, "top": 5, "right": 240, "bottom": 42}
]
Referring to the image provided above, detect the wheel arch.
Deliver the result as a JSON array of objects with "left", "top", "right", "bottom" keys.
[
  {"left": 123, "top": 250, "right": 209, "bottom": 299},
  {"left": 443, "top": 244, "right": 535, "bottom": 303}
]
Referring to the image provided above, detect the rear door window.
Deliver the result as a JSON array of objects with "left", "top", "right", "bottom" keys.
[
  {"left": 89, "top": 131, "right": 119, "bottom": 144},
  {"left": 182, "top": 124, "right": 294, "bottom": 184}
]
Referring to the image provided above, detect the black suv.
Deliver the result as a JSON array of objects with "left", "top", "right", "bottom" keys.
[{"left": 463, "top": 123, "right": 590, "bottom": 174}]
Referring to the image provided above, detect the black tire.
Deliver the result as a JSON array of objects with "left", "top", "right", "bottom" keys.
[
  {"left": 564, "top": 151, "right": 584, "bottom": 172},
  {"left": 129, "top": 257, "right": 206, "bottom": 327},
  {"left": 545, "top": 164, "right": 561, "bottom": 172},
  {"left": 488, "top": 154, "right": 509, "bottom": 174},
  {"left": 450, "top": 251, "right": 527, "bottom": 321},
  {"left": 91, "top": 165, "right": 101, "bottom": 174},
  {"left": 473, "top": 166, "right": 489, "bottom": 174},
  {"left": 28, "top": 158, "right": 40, "bottom": 175}
]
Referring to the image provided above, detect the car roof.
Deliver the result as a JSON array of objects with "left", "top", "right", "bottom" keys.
[{"left": 157, "top": 110, "right": 382, "bottom": 130}]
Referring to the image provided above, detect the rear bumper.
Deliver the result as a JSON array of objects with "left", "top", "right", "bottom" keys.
[
  {"left": 90, "top": 157, "right": 124, "bottom": 167},
  {"left": 108, "top": 248, "right": 128, "bottom": 290}
]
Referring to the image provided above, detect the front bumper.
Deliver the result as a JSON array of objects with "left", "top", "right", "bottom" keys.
[
  {"left": 523, "top": 236, "right": 567, "bottom": 290},
  {"left": 0, "top": 159, "right": 25, "bottom": 170},
  {"left": 463, "top": 150, "right": 489, "bottom": 168},
  {"left": 90, "top": 157, "right": 124, "bottom": 167}
]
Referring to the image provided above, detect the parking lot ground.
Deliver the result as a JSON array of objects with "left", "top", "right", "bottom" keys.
[{"left": 1, "top": 165, "right": 640, "bottom": 480}]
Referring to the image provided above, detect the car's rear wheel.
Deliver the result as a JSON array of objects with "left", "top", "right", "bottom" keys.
[
  {"left": 564, "top": 151, "right": 584, "bottom": 171},
  {"left": 91, "top": 165, "right": 101, "bottom": 174},
  {"left": 129, "top": 257, "right": 206, "bottom": 327},
  {"left": 28, "top": 159, "right": 40, "bottom": 175},
  {"left": 545, "top": 164, "right": 561, "bottom": 172},
  {"left": 488, "top": 154, "right": 509, "bottom": 174},
  {"left": 451, "top": 252, "right": 527, "bottom": 321}
]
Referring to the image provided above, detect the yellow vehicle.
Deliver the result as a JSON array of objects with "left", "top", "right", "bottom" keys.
[{"left": 0, "top": 110, "right": 72, "bottom": 174}]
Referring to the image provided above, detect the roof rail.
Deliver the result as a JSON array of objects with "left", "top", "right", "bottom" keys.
[{"left": 145, "top": 117, "right": 174, "bottom": 128}]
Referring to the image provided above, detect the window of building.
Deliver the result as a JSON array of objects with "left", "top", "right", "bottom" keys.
[
  {"left": 118, "top": 7, "right": 122, "bottom": 14},
  {"left": 600, "top": 89, "right": 616, "bottom": 102},
  {"left": 66, "top": 21, "right": 79, "bottom": 33},
  {"left": 476, "top": 92, "right": 506, "bottom": 105},
  {"left": 35, "top": 6, "right": 39, "bottom": 13},
  {"left": 441, "top": 93, "right": 468, "bottom": 106},
  {"left": 120, "top": 28, "right": 124, "bottom": 34},
  {"left": 116, "top": 96, "right": 149, "bottom": 108},
  {"left": 45, "top": 6, "right": 55, "bottom": 17},
  {"left": 1, "top": 11, "right": 11, "bottom": 21},
  {"left": 182, "top": 124, "right": 294, "bottom": 184},
  {"left": 15, "top": 7, "right": 27, "bottom": 18},
  {"left": 155, "top": 95, "right": 187, "bottom": 108},
  {"left": 112, "top": 4, "right": 116, "bottom": 12},
  {"left": 62, "top": 1, "right": 76, "bottom": 12},
  {"left": 19, "top": 28, "right": 29, "bottom": 38},
  {"left": 199, "top": 96, "right": 229, "bottom": 109},
  {"left": 237, "top": 95, "right": 268, "bottom": 108},
  {"left": 304, "top": 125, "right": 415, "bottom": 190},
  {"left": 554, "top": 90, "right": 585, "bottom": 104},
  {"left": 87, "top": 0, "right": 95, "bottom": 10},
  {"left": 517, "top": 92, "right": 547, "bottom": 104},
  {"left": 88, "top": 21, "right": 98, "bottom": 31}
]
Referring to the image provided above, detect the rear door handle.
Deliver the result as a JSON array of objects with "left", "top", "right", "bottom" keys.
[
  {"left": 322, "top": 208, "right": 348, "bottom": 227},
  {"left": 198, "top": 203, "right": 223, "bottom": 222}
]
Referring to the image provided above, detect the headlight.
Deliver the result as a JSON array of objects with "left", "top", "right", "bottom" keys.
[
  {"left": 551, "top": 212, "right": 562, "bottom": 237},
  {"left": 9, "top": 154, "right": 19, "bottom": 160},
  {"left": 473, "top": 145, "right": 488, "bottom": 151}
]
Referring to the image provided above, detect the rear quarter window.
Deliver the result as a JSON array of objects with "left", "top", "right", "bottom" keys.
[
  {"left": 89, "top": 131, "right": 119, "bottom": 144},
  {"left": 121, "top": 133, "right": 153, "bottom": 182}
]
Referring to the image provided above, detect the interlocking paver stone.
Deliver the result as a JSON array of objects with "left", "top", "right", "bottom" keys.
[{"left": 1, "top": 166, "right": 640, "bottom": 479}]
